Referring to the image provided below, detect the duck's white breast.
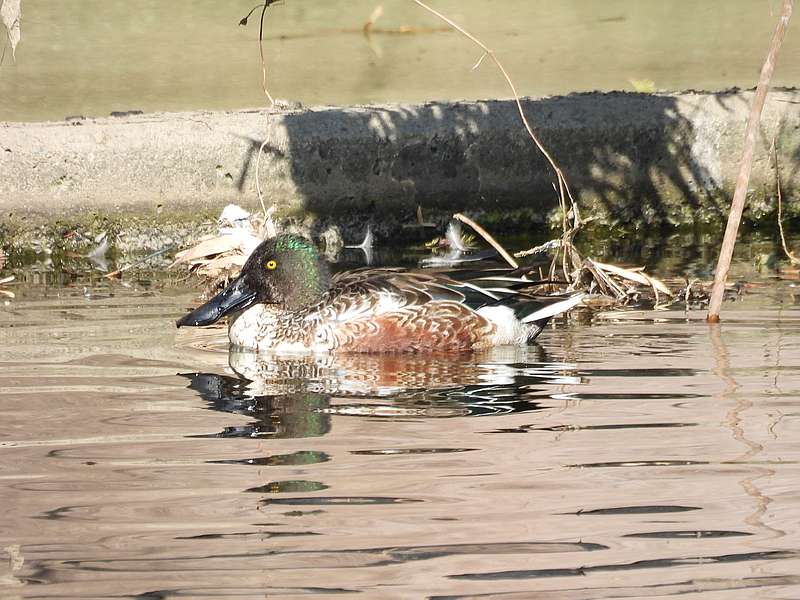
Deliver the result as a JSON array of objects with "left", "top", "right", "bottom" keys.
[{"left": 227, "top": 304, "right": 334, "bottom": 353}]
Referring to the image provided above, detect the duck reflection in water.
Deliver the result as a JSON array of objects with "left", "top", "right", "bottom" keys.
[{"left": 181, "top": 345, "right": 583, "bottom": 439}]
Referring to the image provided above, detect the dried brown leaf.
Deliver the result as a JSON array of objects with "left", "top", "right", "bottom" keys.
[
  {"left": 198, "top": 253, "right": 248, "bottom": 273},
  {"left": 643, "top": 274, "right": 672, "bottom": 296},
  {"left": 585, "top": 261, "right": 627, "bottom": 299},
  {"left": 171, "top": 235, "right": 244, "bottom": 267}
]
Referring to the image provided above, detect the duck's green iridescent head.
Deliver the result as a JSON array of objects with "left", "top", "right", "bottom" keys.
[
  {"left": 176, "top": 235, "right": 330, "bottom": 328},
  {"left": 247, "top": 234, "right": 331, "bottom": 310}
]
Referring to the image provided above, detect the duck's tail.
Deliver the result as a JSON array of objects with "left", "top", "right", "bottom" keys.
[{"left": 520, "top": 292, "right": 586, "bottom": 325}]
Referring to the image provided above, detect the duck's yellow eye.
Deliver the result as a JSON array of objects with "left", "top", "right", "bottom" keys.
[{"left": 266, "top": 260, "right": 278, "bottom": 270}]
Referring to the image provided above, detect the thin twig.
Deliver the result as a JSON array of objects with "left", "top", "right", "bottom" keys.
[
  {"left": 239, "top": 3, "right": 266, "bottom": 25},
  {"left": 774, "top": 140, "right": 800, "bottom": 264},
  {"left": 239, "top": 2, "right": 280, "bottom": 104},
  {"left": 104, "top": 244, "right": 176, "bottom": 279},
  {"left": 643, "top": 273, "right": 661, "bottom": 307},
  {"left": 453, "top": 213, "right": 518, "bottom": 269},
  {"left": 707, "top": 0, "right": 793, "bottom": 321},
  {"left": 258, "top": 1, "right": 276, "bottom": 106},
  {"left": 239, "top": 1, "right": 281, "bottom": 104},
  {"left": 411, "top": 0, "right": 580, "bottom": 274}
]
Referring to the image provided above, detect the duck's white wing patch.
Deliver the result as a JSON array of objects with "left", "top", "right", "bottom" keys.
[{"left": 520, "top": 293, "right": 585, "bottom": 324}]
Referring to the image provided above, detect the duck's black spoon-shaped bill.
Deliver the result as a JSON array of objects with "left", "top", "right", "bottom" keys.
[{"left": 176, "top": 276, "right": 258, "bottom": 328}]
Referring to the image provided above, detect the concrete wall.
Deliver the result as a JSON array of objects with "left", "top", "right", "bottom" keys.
[{"left": 2, "top": 90, "right": 799, "bottom": 245}]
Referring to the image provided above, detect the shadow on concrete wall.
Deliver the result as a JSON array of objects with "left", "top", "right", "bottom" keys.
[
  {"left": 259, "top": 93, "right": 720, "bottom": 232},
  {"left": 232, "top": 91, "right": 797, "bottom": 237}
]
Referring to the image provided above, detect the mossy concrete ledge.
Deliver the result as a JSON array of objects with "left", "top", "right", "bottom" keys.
[{"left": 2, "top": 89, "right": 799, "bottom": 244}]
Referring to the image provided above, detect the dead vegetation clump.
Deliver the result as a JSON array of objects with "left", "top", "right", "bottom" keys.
[{"left": 168, "top": 204, "right": 277, "bottom": 295}]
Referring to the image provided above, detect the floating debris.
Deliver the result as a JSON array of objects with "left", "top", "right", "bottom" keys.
[
  {"left": 87, "top": 232, "right": 110, "bottom": 272},
  {"left": 515, "top": 239, "right": 561, "bottom": 257},
  {"left": 345, "top": 225, "right": 375, "bottom": 265},
  {"left": 172, "top": 205, "right": 740, "bottom": 316},
  {"left": 445, "top": 221, "right": 476, "bottom": 253},
  {"left": 426, "top": 221, "right": 476, "bottom": 252},
  {"left": 422, "top": 221, "right": 496, "bottom": 267}
]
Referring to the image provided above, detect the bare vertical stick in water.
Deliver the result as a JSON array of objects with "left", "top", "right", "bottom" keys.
[{"left": 707, "top": 0, "right": 793, "bottom": 322}]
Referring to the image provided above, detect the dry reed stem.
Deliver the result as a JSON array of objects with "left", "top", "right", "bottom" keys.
[
  {"left": 584, "top": 261, "right": 625, "bottom": 299},
  {"left": 104, "top": 245, "right": 176, "bottom": 279},
  {"left": 707, "top": 0, "right": 793, "bottom": 321},
  {"left": 452, "top": 213, "right": 518, "bottom": 269},
  {"left": 411, "top": 0, "right": 581, "bottom": 280}
]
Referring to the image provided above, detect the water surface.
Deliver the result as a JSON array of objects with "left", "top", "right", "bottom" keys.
[
  {"left": 2, "top": 259, "right": 800, "bottom": 597},
  {"left": 2, "top": 0, "right": 799, "bottom": 121}
]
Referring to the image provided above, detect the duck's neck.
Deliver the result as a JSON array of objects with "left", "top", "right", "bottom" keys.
[{"left": 283, "top": 259, "right": 330, "bottom": 311}]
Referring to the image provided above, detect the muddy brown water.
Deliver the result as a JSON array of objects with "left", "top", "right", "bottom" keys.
[
  {"left": 3, "top": 0, "right": 800, "bottom": 122},
  {"left": 2, "top": 262, "right": 800, "bottom": 597}
]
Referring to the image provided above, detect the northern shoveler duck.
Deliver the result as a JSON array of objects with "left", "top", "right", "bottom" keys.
[{"left": 176, "top": 234, "right": 584, "bottom": 353}]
